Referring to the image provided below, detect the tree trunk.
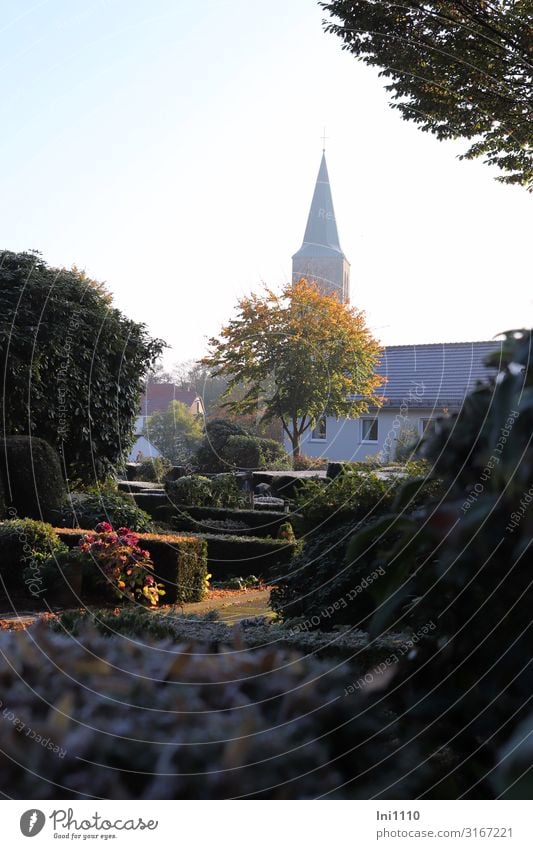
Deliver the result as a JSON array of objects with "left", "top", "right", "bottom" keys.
[{"left": 290, "top": 417, "right": 301, "bottom": 463}]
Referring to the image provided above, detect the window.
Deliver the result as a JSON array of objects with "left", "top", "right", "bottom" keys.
[
  {"left": 311, "top": 417, "right": 327, "bottom": 440},
  {"left": 361, "top": 417, "right": 378, "bottom": 442},
  {"left": 420, "top": 418, "right": 436, "bottom": 437}
]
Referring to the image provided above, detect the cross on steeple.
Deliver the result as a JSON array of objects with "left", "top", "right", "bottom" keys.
[{"left": 321, "top": 126, "right": 328, "bottom": 152}]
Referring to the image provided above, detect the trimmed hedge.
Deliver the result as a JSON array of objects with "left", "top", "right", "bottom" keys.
[
  {"left": 170, "top": 506, "right": 289, "bottom": 538},
  {"left": 193, "top": 532, "right": 297, "bottom": 580},
  {"left": 56, "top": 528, "right": 208, "bottom": 604},
  {"left": 0, "top": 436, "right": 65, "bottom": 521},
  {"left": 132, "top": 491, "right": 169, "bottom": 517}
]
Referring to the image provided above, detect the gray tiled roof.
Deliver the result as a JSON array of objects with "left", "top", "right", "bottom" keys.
[
  {"left": 361, "top": 341, "right": 501, "bottom": 407},
  {"left": 292, "top": 153, "right": 345, "bottom": 261}
]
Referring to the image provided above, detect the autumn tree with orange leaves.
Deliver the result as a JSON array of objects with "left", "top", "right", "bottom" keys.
[{"left": 201, "top": 280, "right": 382, "bottom": 460}]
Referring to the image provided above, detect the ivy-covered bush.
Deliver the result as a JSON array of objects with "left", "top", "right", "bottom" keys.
[
  {"left": 23, "top": 548, "right": 86, "bottom": 606},
  {"left": 0, "top": 519, "right": 67, "bottom": 598},
  {"left": 0, "top": 436, "right": 65, "bottom": 521},
  {"left": 54, "top": 487, "right": 153, "bottom": 532}
]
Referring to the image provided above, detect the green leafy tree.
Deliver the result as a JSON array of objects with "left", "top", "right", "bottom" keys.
[
  {"left": 0, "top": 250, "right": 164, "bottom": 483},
  {"left": 202, "top": 279, "right": 382, "bottom": 459},
  {"left": 321, "top": 0, "right": 533, "bottom": 187},
  {"left": 142, "top": 400, "right": 204, "bottom": 464}
]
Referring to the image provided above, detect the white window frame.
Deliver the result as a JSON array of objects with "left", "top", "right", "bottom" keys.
[
  {"left": 419, "top": 418, "right": 436, "bottom": 437},
  {"left": 310, "top": 417, "right": 327, "bottom": 441},
  {"left": 361, "top": 417, "right": 378, "bottom": 443}
]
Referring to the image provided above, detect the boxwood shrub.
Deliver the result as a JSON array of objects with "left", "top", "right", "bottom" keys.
[{"left": 0, "top": 436, "right": 65, "bottom": 521}]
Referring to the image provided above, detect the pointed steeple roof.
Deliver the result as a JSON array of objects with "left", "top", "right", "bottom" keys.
[{"left": 292, "top": 152, "right": 345, "bottom": 261}]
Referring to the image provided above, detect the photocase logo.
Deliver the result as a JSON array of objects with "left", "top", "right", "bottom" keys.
[{"left": 20, "top": 809, "right": 46, "bottom": 837}]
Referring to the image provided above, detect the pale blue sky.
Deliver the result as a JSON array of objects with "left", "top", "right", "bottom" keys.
[{"left": 1, "top": 0, "right": 531, "bottom": 363}]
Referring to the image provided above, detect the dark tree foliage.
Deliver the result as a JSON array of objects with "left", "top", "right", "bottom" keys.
[
  {"left": 0, "top": 251, "right": 165, "bottom": 483},
  {"left": 343, "top": 330, "right": 533, "bottom": 797},
  {"left": 321, "top": 1, "right": 533, "bottom": 187}
]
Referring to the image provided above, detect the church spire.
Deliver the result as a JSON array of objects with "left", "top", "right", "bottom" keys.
[
  {"left": 292, "top": 150, "right": 350, "bottom": 303},
  {"left": 293, "top": 152, "right": 344, "bottom": 259}
]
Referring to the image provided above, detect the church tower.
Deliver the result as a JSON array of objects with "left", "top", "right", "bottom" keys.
[{"left": 292, "top": 151, "right": 350, "bottom": 303}]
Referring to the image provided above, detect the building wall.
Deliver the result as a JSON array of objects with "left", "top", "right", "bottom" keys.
[
  {"left": 292, "top": 256, "right": 350, "bottom": 303},
  {"left": 284, "top": 406, "right": 446, "bottom": 462}
]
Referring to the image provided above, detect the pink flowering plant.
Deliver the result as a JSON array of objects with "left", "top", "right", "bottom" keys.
[{"left": 79, "top": 522, "right": 165, "bottom": 606}]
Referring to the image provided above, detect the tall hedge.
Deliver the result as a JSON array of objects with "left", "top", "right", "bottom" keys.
[{"left": 0, "top": 250, "right": 164, "bottom": 482}]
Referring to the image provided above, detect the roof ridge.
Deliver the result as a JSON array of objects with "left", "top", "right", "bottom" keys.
[{"left": 381, "top": 340, "right": 499, "bottom": 348}]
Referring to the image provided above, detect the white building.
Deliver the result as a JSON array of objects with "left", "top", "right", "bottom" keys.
[{"left": 295, "top": 341, "right": 499, "bottom": 462}]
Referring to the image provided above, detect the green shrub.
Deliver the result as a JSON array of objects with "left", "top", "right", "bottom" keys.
[
  {"left": 54, "top": 488, "right": 153, "bottom": 532},
  {"left": 210, "top": 474, "right": 249, "bottom": 507},
  {"left": 194, "top": 419, "right": 248, "bottom": 472},
  {"left": 135, "top": 457, "right": 171, "bottom": 482},
  {"left": 166, "top": 475, "right": 214, "bottom": 506},
  {"left": 270, "top": 518, "right": 378, "bottom": 629},
  {"left": 166, "top": 473, "right": 248, "bottom": 509},
  {"left": 223, "top": 434, "right": 291, "bottom": 470},
  {"left": 0, "top": 519, "right": 67, "bottom": 597},
  {"left": 293, "top": 468, "right": 441, "bottom": 532},
  {"left": 293, "top": 470, "right": 396, "bottom": 531},
  {"left": 0, "top": 436, "right": 65, "bottom": 521}
]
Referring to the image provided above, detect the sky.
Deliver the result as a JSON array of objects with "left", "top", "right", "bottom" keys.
[{"left": 1, "top": 0, "right": 531, "bottom": 367}]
